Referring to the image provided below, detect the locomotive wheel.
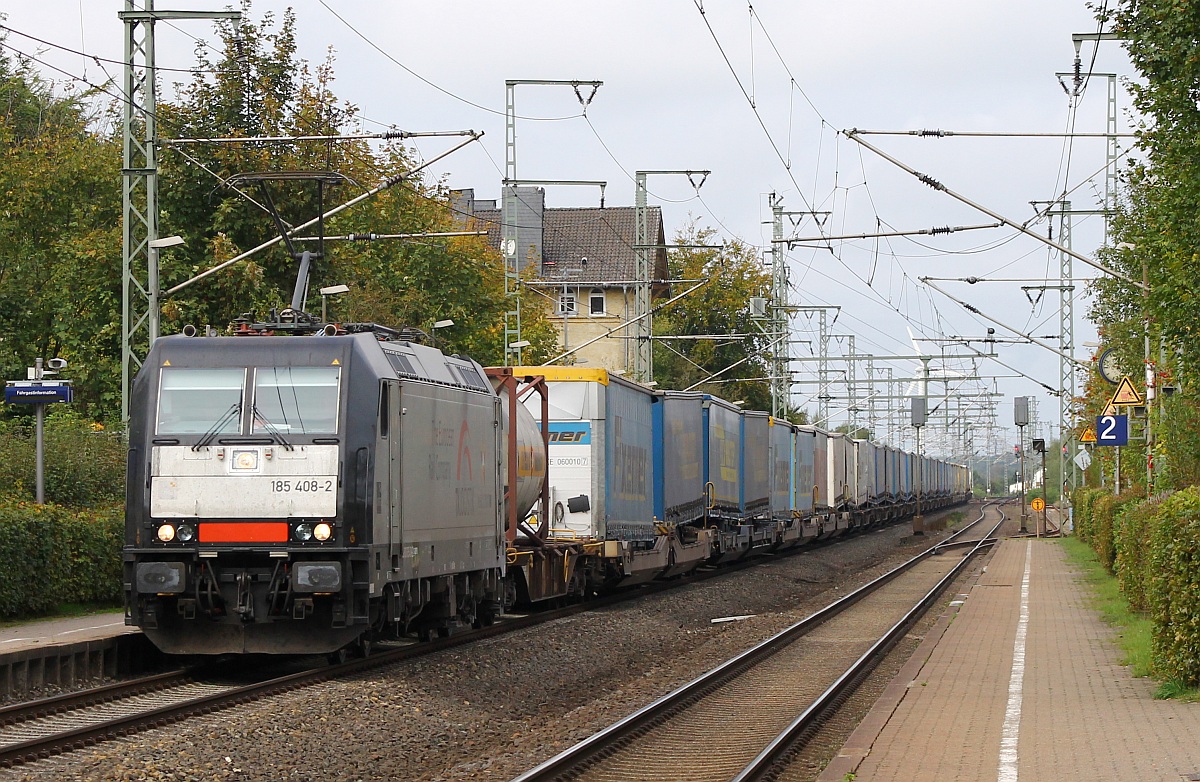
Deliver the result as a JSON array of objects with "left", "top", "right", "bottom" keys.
[
  {"left": 473, "top": 601, "right": 498, "bottom": 629},
  {"left": 327, "top": 646, "right": 350, "bottom": 665}
]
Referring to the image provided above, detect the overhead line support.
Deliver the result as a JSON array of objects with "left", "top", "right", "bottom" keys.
[{"left": 120, "top": 1, "right": 240, "bottom": 424}]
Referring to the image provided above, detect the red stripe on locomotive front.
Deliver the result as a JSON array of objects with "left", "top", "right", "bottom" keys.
[{"left": 198, "top": 522, "right": 290, "bottom": 543}]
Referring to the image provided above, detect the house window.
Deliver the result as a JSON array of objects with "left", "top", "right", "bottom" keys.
[
  {"left": 589, "top": 288, "right": 605, "bottom": 315},
  {"left": 558, "top": 292, "right": 576, "bottom": 316}
]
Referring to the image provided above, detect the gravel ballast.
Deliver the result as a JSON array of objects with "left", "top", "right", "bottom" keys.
[{"left": 6, "top": 505, "right": 978, "bottom": 782}]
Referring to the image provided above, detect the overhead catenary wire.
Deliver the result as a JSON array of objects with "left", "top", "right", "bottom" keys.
[
  {"left": 316, "top": 1, "right": 582, "bottom": 123},
  {"left": 844, "top": 130, "right": 1144, "bottom": 290},
  {"left": 166, "top": 131, "right": 484, "bottom": 296}
]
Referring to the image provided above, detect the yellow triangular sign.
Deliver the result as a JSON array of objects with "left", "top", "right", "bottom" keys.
[
  {"left": 1110, "top": 376, "right": 1144, "bottom": 406},
  {"left": 1080, "top": 426, "right": 1097, "bottom": 443},
  {"left": 1101, "top": 402, "right": 1118, "bottom": 417},
  {"left": 162, "top": 359, "right": 171, "bottom": 366},
  {"left": 331, "top": 358, "right": 340, "bottom": 365}
]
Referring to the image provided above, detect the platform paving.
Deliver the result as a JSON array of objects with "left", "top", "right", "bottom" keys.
[
  {"left": 0, "top": 611, "right": 131, "bottom": 653},
  {"left": 820, "top": 537, "right": 1200, "bottom": 782}
]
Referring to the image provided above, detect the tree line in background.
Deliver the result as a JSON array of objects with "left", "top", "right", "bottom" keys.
[
  {"left": 1084, "top": 0, "right": 1200, "bottom": 493},
  {"left": 0, "top": 4, "right": 773, "bottom": 506}
]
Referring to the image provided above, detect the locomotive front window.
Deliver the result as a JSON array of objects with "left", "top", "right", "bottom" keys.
[
  {"left": 156, "top": 368, "right": 246, "bottom": 434},
  {"left": 252, "top": 367, "right": 341, "bottom": 434}
]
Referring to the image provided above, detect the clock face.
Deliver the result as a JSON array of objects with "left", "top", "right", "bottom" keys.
[{"left": 1098, "top": 348, "right": 1122, "bottom": 384}]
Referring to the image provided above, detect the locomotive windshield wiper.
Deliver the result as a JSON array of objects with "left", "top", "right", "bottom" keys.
[
  {"left": 252, "top": 404, "right": 295, "bottom": 451},
  {"left": 192, "top": 402, "right": 242, "bottom": 451}
]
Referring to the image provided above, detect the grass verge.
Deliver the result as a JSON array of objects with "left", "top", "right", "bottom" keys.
[
  {"left": 1059, "top": 535, "right": 1154, "bottom": 679},
  {"left": 1061, "top": 535, "right": 1200, "bottom": 700}
]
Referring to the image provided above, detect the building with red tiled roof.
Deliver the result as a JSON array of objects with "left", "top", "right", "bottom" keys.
[{"left": 452, "top": 186, "right": 669, "bottom": 372}]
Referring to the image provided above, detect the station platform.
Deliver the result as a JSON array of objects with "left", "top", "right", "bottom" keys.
[
  {"left": 0, "top": 611, "right": 132, "bottom": 652},
  {"left": 820, "top": 536, "right": 1200, "bottom": 781},
  {"left": 0, "top": 612, "right": 159, "bottom": 698}
]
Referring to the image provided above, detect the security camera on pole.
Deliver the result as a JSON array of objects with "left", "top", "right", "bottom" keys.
[
  {"left": 5, "top": 358, "right": 73, "bottom": 504},
  {"left": 1014, "top": 396, "right": 1030, "bottom": 533}
]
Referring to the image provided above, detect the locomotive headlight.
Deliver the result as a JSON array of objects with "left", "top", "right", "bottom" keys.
[
  {"left": 294, "top": 523, "right": 314, "bottom": 542},
  {"left": 231, "top": 449, "right": 259, "bottom": 471},
  {"left": 176, "top": 523, "right": 196, "bottom": 543},
  {"left": 156, "top": 524, "right": 176, "bottom": 542},
  {"left": 313, "top": 522, "right": 332, "bottom": 541}
]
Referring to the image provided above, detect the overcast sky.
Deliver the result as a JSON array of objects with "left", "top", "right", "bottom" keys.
[{"left": 1, "top": 1, "right": 1139, "bottom": 456}]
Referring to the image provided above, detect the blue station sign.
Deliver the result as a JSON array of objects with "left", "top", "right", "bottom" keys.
[
  {"left": 1094, "top": 414, "right": 1129, "bottom": 447},
  {"left": 5, "top": 381, "right": 73, "bottom": 405}
]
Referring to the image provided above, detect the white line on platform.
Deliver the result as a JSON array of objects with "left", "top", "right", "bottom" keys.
[
  {"left": 0, "top": 638, "right": 36, "bottom": 645},
  {"left": 58, "top": 621, "right": 125, "bottom": 635},
  {"left": 998, "top": 540, "right": 1032, "bottom": 782}
]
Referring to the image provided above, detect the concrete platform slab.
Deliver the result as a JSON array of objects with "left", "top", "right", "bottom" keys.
[{"left": 821, "top": 538, "right": 1200, "bottom": 781}]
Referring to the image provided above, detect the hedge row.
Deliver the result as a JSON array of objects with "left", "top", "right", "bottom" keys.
[
  {"left": 0, "top": 500, "right": 123, "bottom": 617},
  {"left": 0, "top": 409, "right": 126, "bottom": 508},
  {"left": 1072, "top": 486, "right": 1200, "bottom": 687}
]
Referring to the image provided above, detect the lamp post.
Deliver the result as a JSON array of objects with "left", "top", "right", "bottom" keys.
[
  {"left": 432, "top": 319, "right": 454, "bottom": 350},
  {"left": 508, "top": 340, "right": 531, "bottom": 365},
  {"left": 319, "top": 284, "right": 350, "bottom": 322},
  {"left": 147, "top": 235, "right": 185, "bottom": 344}
]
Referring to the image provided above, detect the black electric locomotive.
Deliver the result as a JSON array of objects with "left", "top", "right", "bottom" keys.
[{"left": 124, "top": 322, "right": 544, "bottom": 655}]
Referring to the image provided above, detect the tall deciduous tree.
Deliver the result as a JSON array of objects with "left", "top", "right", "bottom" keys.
[
  {"left": 653, "top": 223, "right": 774, "bottom": 412},
  {"left": 1085, "top": 0, "right": 1200, "bottom": 490},
  {"left": 155, "top": 3, "right": 554, "bottom": 365},
  {"left": 0, "top": 35, "right": 122, "bottom": 417}
]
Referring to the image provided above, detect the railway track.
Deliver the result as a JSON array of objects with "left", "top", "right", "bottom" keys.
[
  {"left": 0, "top": 502, "right": 973, "bottom": 770},
  {"left": 511, "top": 502, "right": 1002, "bottom": 782}
]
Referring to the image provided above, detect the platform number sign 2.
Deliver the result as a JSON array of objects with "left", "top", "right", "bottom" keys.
[{"left": 1095, "top": 414, "right": 1129, "bottom": 447}]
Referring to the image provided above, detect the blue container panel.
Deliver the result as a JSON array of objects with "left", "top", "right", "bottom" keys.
[
  {"left": 742, "top": 412, "right": 771, "bottom": 514},
  {"left": 703, "top": 397, "right": 742, "bottom": 514},
  {"left": 873, "top": 443, "right": 887, "bottom": 498},
  {"left": 603, "top": 379, "right": 656, "bottom": 540},
  {"left": 769, "top": 419, "right": 793, "bottom": 520},
  {"left": 653, "top": 392, "right": 706, "bottom": 526},
  {"left": 792, "top": 428, "right": 815, "bottom": 516}
]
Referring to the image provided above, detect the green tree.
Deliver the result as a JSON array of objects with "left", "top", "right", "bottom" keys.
[
  {"left": 653, "top": 223, "right": 774, "bottom": 411},
  {"left": 0, "top": 34, "right": 122, "bottom": 418},
  {"left": 1084, "top": 0, "right": 1200, "bottom": 491},
  {"left": 153, "top": 3, "right": 552, "bottom": 366}
]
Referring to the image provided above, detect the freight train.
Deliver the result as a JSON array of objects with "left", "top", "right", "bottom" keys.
[{"left": 124, "top": 319, "right": 969, "bottom": 656}]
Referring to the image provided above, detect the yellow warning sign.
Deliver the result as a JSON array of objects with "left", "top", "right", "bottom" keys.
[
  {"left": 1080, "top": 426, "right": 1097, "bottom": 444},
  {"left": 1110, "top": 376, "right": 1144, "bottom": 407},
  {"left": 1031, "top": 497, "right": 1046, "bottom": 512},
  {"left": 1101, "top": 402, "right": 1118, "bottom": 417}
]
